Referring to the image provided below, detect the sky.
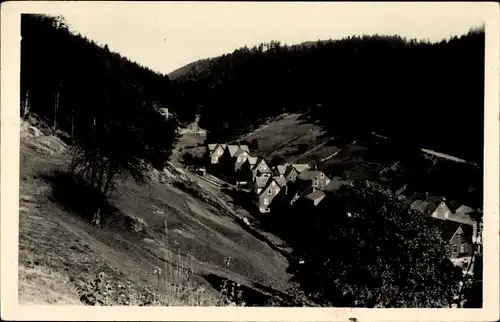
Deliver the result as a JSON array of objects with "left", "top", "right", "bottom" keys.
[{"left": 45, "top": 2, "right": 488, "bottom": 75}]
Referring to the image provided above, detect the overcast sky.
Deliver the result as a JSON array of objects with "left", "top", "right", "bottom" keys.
[{"left": 47, "top": 2, "right": 488, "bottom": 75}]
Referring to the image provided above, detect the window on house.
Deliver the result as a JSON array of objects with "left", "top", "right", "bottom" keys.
[
  {"left": 460, "top": 243, "right": 465, "bottom": 253},
  {"left": 320, "top": 173, "right": 324, "bottom": 178},
  {"left": 263, "top": 198, "right": 269, "bottom": 205},
  {"left": 444, "top": 211, "right": 449, "bottom": 218},
  {"left": 325, "top": 179, "right": 330, "bottom": 185},
  {"left": 452, "top": 245, "right": 458, "bottom": 254},
  {"left": 268, "top": 189, "right": 272, "bottom": 194},
  {"left": 313, "top": 180, "right": 318, "bottom": 186}
]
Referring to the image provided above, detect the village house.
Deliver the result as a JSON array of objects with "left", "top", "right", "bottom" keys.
[
  {"left": 225, "top": 144, "right": 241, "bottom": 158},
  {"left": 236, "top": 157, "right": 256, "bottom": 186},
  {"left": 408, "top": 194, "right": 479, "bottom": 258},
  {"left": 255, "top": 176, "right": 287, "bottom": 213},
  {"left": 272, "top": 164, "right": 288, "bottom": 177},
  {"left": 430, "top": 218, "right": 475, "bottom": 258},
  {"left": 252, "top": 176, "right": 270, "bottom": 195},
  {"left": 217, "top": 144, "right": 248, "bottom": 175},
  {"left": 292, "top": 164, "right": 311, "bottom": 173},
  {"left": 295, "top": 170, "right": 331, "bottom": 192},
  {"left": 283, "top": 165, "right": 299, "bottom": 183},
  {"left": 299, "top": 189, "right": 327, "bottom": 208},
  {"left": 234, "top": 147, "right": 252, "bottom": 172},
  {"left": 248, "top": 156, "right": 258, "bottom": 168},
  {"left": 252, "top": 157, "right": 272, "bottom": 180},
  {"left": 323, "top": 176, "right": 353, "bottom": 193},
  {"left": 207, "top": 143, "right": 227, "bottom": 164}
]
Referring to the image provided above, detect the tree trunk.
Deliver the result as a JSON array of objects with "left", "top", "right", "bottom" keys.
[
  {"left": 71, "top": 108, "right": 75, "bottom": 140},
  {"left": 103, "top": 163, "right": 116, "bottom": 196},
  {"left": 53, "top": 89, "right": 59, "bottom": 131},
  {"left": 22, "top": 90, "right": 30, "bottom": 119},
  {"left": 90, "top": 116, "right": 98, "bottom": 187}
]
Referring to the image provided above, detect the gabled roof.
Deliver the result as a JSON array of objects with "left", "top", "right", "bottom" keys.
[
  {"left": 274, "top": 165, "right": 287, "bottom": 175},
  {"left": 274, "top": 176, "right": 287, "bottom": 188},
  {"left": 293, "top": 164, "right": 311, "bottom": 173},
  {"left": 259, "top": 178, "right": 284, "bottom": 197},
  {"left": 409, "top": 195, "right": 443, "bottom": 216},
  {"left": 252, "top": 157, "right": 271, "bottom": 171},
  {"left": 238, "top": 145, "right": 250, "bottom": 153},
  {"left": 234, "top": 149, "right": 250, "bottom": 158},
  {"left": 254, "top": 176, "right": 270, "bottom": 188},
  {"left": 303, "top": 189, "right": 326, "bottom": 201},
  {"left": 284, "top": 165, "right": 298, "bottom": 177},
  {"left": 248, "top": 156, "right": 258, "bottom": 165},
  {"left": 324, "top": 177, "right": 351, "bottom": 192},
  {"left": 297, "top": 170, "right": 323, "bottom": 181},
  {"left": 227, "top": 145, "right": 240, "bottom": 157},
  {"left": 429, "top": 218, "right": 474, "bottom": 242},
  {"left": 455, "top": 205, "right": 475, "bottom": 215},
  {"left": 449, "top": 212, "right": 476, "bottom": 226}
]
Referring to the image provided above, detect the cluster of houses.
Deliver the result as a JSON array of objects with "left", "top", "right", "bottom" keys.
[
  {"left": 206, "top": 142, "right": 482, "bottom": 261},
  {"left": 206, "top": 142, "right": 341, "bottom": 213}
]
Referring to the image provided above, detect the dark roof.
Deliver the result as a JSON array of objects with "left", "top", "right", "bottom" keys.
[
  {"left": 260, "top": 177, "right": 286, "bottom": 196},
  {"left": 297, "top": 170, "right": 323, "bottom": 181},
  {"left": 408, "top": 194, "right": 443, "bottom": 215},
  {"left": 284, "top": 165, "right": 298, "bottom": 177},
  {"left": 429, "top": 218, "right": 474, "bottom": 242},
  {"left": 303, "top": 189, "right": 326, "bottom": 201}
]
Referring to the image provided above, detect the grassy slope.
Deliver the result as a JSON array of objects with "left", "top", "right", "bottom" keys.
[
  {"left": 178, "top": 113, "right": 338, "bottom": 165},
  {"left": 239, "top": 114, "right": 332, "bottom": 161},
  {"left": 18, "top": 121, "right": 291, "bottom": 305}
]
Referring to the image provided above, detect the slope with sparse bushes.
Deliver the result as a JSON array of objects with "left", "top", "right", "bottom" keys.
[{"left": 18, "top": 117, "right": 295, "bottom": 306}]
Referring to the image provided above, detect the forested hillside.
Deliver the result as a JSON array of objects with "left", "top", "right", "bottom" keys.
[
  {"left": 172, "top": 29, "right": 485, "bottom": 164},
  {"left": 21, "top": 14, "right": 194, "bottom": 158}
]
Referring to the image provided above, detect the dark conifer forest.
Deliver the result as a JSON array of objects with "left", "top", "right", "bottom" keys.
[
  {"left": 20, "top": 14, "right": 191, "bottom": 212},
  {"left": 171, "top": 29, "right": 485, "bottom": 164}
]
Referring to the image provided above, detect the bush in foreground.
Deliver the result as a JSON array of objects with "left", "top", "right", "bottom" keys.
[{"left": 287, "top": 182, "right": 463, "bottom": 307}]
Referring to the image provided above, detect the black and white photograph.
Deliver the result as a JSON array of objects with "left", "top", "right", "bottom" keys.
[{"left": 1, "top": 1, "right": 499, "bottom": 321}]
